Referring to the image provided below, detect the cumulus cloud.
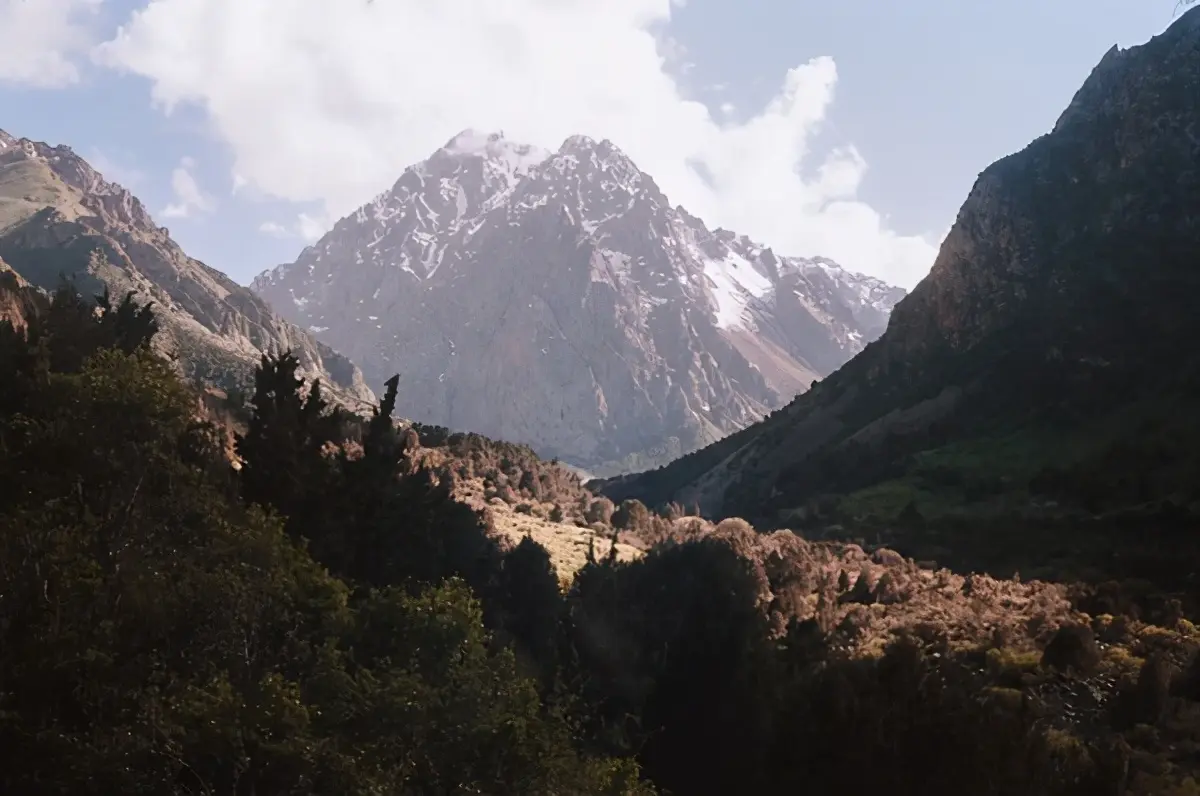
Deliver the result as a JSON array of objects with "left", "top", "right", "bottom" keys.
[
  {"left": 87, "top": 148, "right": 146, "bottom": 190},
  {"left": 161, "top": 155, "right": 214, "bottom": 219},
  {"left": 97, "top": 0, "right": 938, "bottom": 286},
  {"left": 0, "top": 0, "right": 102, "bottom": 88},
  {"left": 257, "top": 213, "right": 330, "bottom": 241},
  {"left": 257, "top": 220, "right": 289, "bottom": 238},
  {"left": 295, "top": 212, "right": 331, "bottom": 242}
]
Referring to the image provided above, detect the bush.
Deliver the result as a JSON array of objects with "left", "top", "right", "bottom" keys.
[
  {"left": 612, "top": 499, "right": 652, "bottom": 532},
  {"left": 1113, "top": 653, "right": 1176, "bottom": 729},
  {"left": 585, "top": 497, "right": 616, "bottom": 525},
  {"left": 1041, "top": 623, "right": 1101, "bottom": 674},
  {"left": 713, "top": 516, "right": 755, "bottom": 535}
]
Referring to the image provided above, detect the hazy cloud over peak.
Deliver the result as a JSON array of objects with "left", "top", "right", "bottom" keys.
[{"left": 96, "top": 0, "right": 938, "bottom": 286}]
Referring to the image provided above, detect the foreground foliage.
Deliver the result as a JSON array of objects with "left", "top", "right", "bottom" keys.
[
  {"left": 0, "top": 287, "right": 646, "bottom": 795},
  {"left": 0, "top": 284, "right": 1158, "bottom": 794}
]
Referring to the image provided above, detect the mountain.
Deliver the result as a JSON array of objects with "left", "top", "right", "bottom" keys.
[
  {"left": 0, "top": 129, "right": 375, "bottom": 407},
  {"left": 601, "top": 10, "right": 1200, "bottom": 533},
  {"left": 252, "top": 129, "right": 903, "bottom": 474}
]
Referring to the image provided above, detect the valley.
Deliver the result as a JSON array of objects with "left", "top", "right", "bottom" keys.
[{"left": 3, "top": 4, "right": 1200, "bottom": 795}]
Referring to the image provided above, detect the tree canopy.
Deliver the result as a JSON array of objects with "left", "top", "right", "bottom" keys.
[{"left": 0, "top": 283, "right": 1138, "bottom": 794}]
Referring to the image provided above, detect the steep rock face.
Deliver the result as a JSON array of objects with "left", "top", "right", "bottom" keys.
[
  {"left": 0, "top": 131, "right": 374, "bottom": 407},
  {"left": 0, "top": 256, "right": 44, "bottom": 333},
  {"left": 254, "top": 130, "right": 902, "bottom": 472},
  {"left": 602, "top": 8, "right": 1200, "bottom": 519}
]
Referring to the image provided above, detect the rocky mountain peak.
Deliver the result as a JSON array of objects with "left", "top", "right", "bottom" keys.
[
  {"left": 434, "top": 128, "right": 551, "bottom": 184},
  {"left": 883, "top": 4, "right": 1200, "bottom": 362},
  {"left": 0, "top": 130, "right": 158, "bottom": 233},
  {"left": 544, "top": 134, "right": 648, "bottom": 196},
  {"left": 254, "top": 130, "right": 905, "bottom": 473},
  {"left": 560, "top": 133, "right": 597, "bottom": 150},
  {"left": 477, "top": 133, "right": 663, "bottom": 249}
]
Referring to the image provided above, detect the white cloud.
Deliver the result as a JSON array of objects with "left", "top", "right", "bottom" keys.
[
  {"left": 0, "top": 0, "right": 102, "bottom": 88},
  {"left": 254, "top": 210, "right": 334, "bottom": 240},
  {"left": 295, "top": 212, "right": 331, "bottom": 242},
  {"left": 257, "top": 215, "right": 327, "bottom": 240},
  {"left": 257, "top": 221, "right": 288, "bottom": 237},
  {"left": 97, "top": 0, "right": 938, "bottom": 287},
  {"left": 161, "top": 155, "right": 215, "bottom": 218},
  {"left": 87, "top": 148, "right": 146, "bottom": 189}
]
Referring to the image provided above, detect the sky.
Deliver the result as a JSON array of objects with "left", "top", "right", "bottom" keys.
[{"left": 0, "top": 0, "right": 1184, "bottom": 289}]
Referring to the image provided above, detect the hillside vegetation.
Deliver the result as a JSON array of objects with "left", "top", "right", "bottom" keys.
[{"left": 9, "top": 281, "right": 1199, "bottom": 793}]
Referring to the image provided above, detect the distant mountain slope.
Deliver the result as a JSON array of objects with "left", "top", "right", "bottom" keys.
[
  {"left": 253, "top": 130, "right": 903, "bottom": 473},
  {"left": 601, "top": 9, "right": 1200, "bottom": 526},
  {"left": 0, "top": 130, "right": 374, "bottom": 408}
]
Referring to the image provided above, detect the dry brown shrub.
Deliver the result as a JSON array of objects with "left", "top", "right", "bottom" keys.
[
  {"left": 612, "top": 499, "right": 652, "bottom": 532},
  {"left": 870, "top": 547, "right": 906, "bottom": 567},
  {"left": 713, "top": 517, "right": 754, "bottom": 536},
  {"left": 584, "top": 497, "right": 615, "bottom": 526},
  {"left": 626, "top": 519, "right": 1090, "bottom": 660}
]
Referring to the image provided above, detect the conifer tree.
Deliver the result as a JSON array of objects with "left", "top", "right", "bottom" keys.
[
  {"left": 492, "top": 536, "right": 565, "bottom": 690},
  {"left": 235, "top": 351, "right": 338, "bottom": 527},
  {"left": 96, "top": 287, "right": 158, "bottom": 353}
]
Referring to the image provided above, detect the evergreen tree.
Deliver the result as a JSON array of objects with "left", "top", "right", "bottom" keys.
[
  {"left": 96, "top": 287, "right": 159, "bottom": 354},
  {"left": 564, "top": 539, "right": 777, "bottom": 795},
  {"left": 492, "top": 536, "right": 566, "bottom": 691},
  {"left": 235, "top": 351, "right": 340, "bottom": 527}
]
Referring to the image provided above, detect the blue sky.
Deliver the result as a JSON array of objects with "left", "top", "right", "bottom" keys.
[{"left": 0, "top": 0, "right": 1182, "bottom": 288}]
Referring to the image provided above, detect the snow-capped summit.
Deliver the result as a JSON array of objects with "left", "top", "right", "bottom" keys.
[
  {"left": 437, "top": 129, "right": 550, "bottom": 183},
  {"left": 252, "top": 129, "right": 905, "bottom": 473}
]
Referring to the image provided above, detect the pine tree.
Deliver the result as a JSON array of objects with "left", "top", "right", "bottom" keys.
[
  {"left": 234, "top": 351, "right": 338, "bottom": 528},
  {"left": 96, "top": 288, "right": 158, "bottom": 354},
  {"left": 492, "top": 536, "right": 565, "bottom": 690}
]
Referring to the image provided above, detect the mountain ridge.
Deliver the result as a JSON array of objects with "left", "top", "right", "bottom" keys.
[
  {"left": 0, "top": 128, "right": 376, "bottom": 408},
  {"left": 253, "top": 129, "right": 905, "bottom": 473},
  {"left": 600, "top": 7, "right": 1200, "bottom": 531}
]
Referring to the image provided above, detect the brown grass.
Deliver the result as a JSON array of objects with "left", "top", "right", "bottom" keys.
[{"left": 456, "top": 475, "right": 641, "bottom": 581}]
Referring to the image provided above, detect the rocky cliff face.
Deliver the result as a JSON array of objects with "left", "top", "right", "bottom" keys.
[
  {"left": 0, "top": 130, "right": 374, "bottom": 407},
  {"left": 253, "top": 130, "right": 902, "bottom": 473},
  {"left": 602, "top": 7, "right": 1200, "bottom": 521},
  {"left": 0, "top": 256, "right": 44, "bottom": 333}
]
